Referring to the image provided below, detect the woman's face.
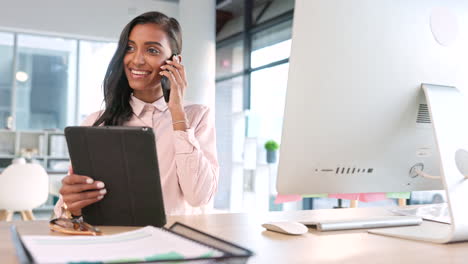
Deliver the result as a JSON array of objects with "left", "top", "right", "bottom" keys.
[{"left": 123, "top": 23, "right": 172, "bottom": 92}]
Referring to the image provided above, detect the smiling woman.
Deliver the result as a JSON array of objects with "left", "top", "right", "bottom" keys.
[
  {"left": 54, "top": 12, "right": 219, "bottom": 218},
  {"left": 94, "top": 12, "right": 183, "bottom": 126},
  {"left": 124, "top": 24, "right": 174, "bottom": 102}
]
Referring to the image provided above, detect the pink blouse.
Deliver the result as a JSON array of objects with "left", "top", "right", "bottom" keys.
[{"left": 54, "top": 95, "right": 219, "bottom": 216}]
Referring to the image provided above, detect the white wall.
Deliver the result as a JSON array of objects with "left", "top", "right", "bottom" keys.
[
  {"left": 0, "top": 0, "right": 179, "bottom": 41},
  {"left": 179, "top": 0, "right": 216, "bottom": 108}
]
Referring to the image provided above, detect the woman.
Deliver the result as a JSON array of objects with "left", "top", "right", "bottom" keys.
[{"left": 55, "top": 11, "right": 219, "bottom": 217}]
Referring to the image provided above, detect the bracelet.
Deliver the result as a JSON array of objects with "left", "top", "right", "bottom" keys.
[
  {"left": 172, "top": 119, "right": 187, "bottom": 125},
  {"left": 62, "top": 202, "right": 82, "bottom": 220},
  {"left": 71, "top": 214, "right": 84, "bottom": 221}
]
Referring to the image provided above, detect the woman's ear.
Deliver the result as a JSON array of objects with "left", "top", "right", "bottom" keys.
[{"left": 174, "top": 54, "right": 182, "bottom": 63}]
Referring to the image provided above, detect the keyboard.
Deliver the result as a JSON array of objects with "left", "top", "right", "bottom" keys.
[
  {"left": 388, "top": 203, "right": 450, "bottom": 224},
  {"left": 369, "top": 219, "right": 452, "bottom": 243}
]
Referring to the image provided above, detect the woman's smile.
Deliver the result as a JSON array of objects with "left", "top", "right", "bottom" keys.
[{"left": 128, "top": 68, "right": 153, "bottom": 80}]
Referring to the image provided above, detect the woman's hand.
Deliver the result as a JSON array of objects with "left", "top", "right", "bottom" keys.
[
  {"left": 59, "top": 168, "right": 106, "bottom": 216},
  {"left": 159, "top": 55, "right": 187, "bottom": 111}
]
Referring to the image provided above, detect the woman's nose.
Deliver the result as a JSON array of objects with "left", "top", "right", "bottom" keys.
[{"left": 132, "top": 51, "right": 145, "bottom": 65}]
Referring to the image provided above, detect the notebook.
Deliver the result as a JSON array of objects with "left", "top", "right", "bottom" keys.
[{"left": 11, "top": 222, "right": 254, "bottom": 263}]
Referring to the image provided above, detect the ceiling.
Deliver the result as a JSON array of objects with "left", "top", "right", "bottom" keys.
[
  {"left": 216, "top": 0, "right": 274, "bottom": 33},
  {"left": 217, "top": 0, "right": 273, "bottom": 16}
]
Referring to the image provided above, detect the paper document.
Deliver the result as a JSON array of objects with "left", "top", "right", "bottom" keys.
[
  {"left": 389, "top": 203, "right": 451, "bottom": 224},
  {"left": 21, "top": 226, "right": 223, "bottom": 263}
]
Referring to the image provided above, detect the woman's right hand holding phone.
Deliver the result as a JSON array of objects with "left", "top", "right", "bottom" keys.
[{"left": 59, "top": 168, "right": 106, "bottom": 216}]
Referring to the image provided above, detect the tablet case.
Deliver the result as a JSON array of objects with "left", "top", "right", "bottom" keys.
[{"left": 64, "top": 126, "right": 166, "bottom": 227}]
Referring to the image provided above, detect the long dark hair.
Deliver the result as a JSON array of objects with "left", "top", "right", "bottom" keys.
[{"left": 93, "top": 11, "right": 182, "bottom": 126}]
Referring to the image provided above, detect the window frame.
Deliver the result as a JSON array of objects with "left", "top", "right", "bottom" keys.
[
  {"left": 216, "top": 0, "right": 294, "bottom": 127},
  {"left": 214, "top": 0, "right": 295, "bottom": 210}
]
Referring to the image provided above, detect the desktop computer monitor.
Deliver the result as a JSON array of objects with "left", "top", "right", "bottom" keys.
[{"left": 277, "top": 0, "right": 468, "bottom": 243}]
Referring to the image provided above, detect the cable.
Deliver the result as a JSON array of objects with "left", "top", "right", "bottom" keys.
[{"left": 415, "top": 169, "right": 441, "bottom": 180}]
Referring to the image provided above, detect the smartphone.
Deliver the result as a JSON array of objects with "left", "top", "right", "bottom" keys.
[{"left": 161, "top": 54, "right": 177, "bottom": 103}]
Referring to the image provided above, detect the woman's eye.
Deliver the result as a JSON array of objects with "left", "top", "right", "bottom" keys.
[
  {"left": 126, "top": 45, "right": 134, "bottom": 52},
  {"left": 148, "top": 47, "right": 160, "bottom": 54}
]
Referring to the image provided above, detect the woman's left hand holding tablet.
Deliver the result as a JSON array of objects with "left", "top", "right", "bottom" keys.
[{"left": 59, "top": 167, "right": 106, "bottom": 216}]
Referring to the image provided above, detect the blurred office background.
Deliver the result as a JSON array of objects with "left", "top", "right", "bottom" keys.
[{"left": 0, "top": 0, "right": 444, "bottom": 219}]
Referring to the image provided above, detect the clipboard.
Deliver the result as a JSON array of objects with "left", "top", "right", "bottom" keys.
[
  {"left": 64, "top": 126, "right": 166, "bottom": 227},
  {"left": 10, "top": 222, "right": 254, "bottom": 263}
]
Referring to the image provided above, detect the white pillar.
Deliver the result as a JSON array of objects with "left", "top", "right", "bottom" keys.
[{"left": 178, "top": 0, "right": 216, "bottom": 109}]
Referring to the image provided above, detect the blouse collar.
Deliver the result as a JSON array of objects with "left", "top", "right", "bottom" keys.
[{"left": 130, "top": 94, "right": 168, "bottom": 116}]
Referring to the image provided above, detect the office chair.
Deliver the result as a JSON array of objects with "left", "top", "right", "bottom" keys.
[{"left": 0, "top": 163, "right": 48, "bottom": 221}]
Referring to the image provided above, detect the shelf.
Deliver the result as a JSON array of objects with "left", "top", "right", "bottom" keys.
[
  {"left": 0, "top": 130, "right": 70, "bottom": 173},
  {"left": 47, "top": 170, "right": 68, "bottom": 174},
  {"left": 44, "top": 130, "right": 65, "bottom": 134},
  {"left": 0, "top": 168, "right": 68, "bottom": 174},
  {"left": 18, "top": 131, "right": 45, "bottom": 134}
]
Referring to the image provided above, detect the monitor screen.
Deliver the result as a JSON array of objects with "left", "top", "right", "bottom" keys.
[{"left": 277, "top": 0, "right": 468, "bottom": 195}]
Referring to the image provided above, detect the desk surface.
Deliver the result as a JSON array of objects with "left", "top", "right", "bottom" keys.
[{"left": 1, "top": 207, "right": 468, "bottom": 264}]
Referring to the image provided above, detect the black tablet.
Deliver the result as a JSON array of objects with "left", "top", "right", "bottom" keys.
[{"left": 64, "top": 126, "right": 166, "bottom": 227}]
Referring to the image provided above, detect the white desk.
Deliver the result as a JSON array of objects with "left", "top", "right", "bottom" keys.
[{"left": 1, "top": 207, "right": 468, "bottom": 264}]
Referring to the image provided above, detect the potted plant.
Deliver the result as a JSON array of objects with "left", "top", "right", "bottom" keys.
[{"left": 264, "top": 140, "right": 279, "bottom": 163}]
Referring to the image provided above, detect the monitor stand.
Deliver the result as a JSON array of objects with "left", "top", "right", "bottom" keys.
[{"left": 369, "top": 83, "right": 468, "bottom": 243}]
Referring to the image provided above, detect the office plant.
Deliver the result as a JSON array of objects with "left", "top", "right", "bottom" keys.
[{"left": 264, "top": 140, "right": 279, "bottom": 163}]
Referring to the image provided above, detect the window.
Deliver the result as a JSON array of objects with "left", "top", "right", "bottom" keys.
[
  {"left": 251, "top": 39, "right": 291, "bottom": 68},
  {"left": 251, "top": 20, "right": 292, "bottom": 68},
  {"left": 215, "top": 76, "right": 245, "bottom": 209},
  {"left": 0, "top": 32, "right": 14, "bottom": 129},
  {"left": 0, "top": 31, "right": 118, "bottom": 131},
  {"left": 216, "top": 39, "right": 244, "bottom": 79},
  {"left": 14, "top": 34, "right": 77, "bottom": 130},
  {"left": 78, "top": 41, "right": 117, "bottom": 123},
  {"left": 248, "top": 62, "right": 289, "bottom": 142},
  {"left": 215, "top": 1, "right": 294, "bottom": 212}
]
